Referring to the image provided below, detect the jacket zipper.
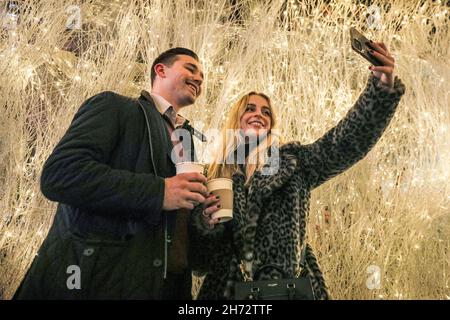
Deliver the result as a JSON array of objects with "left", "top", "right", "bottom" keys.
[
  {"left": 164, "top": 216, "right": 168, "bottom": 279},
  {"left": 138, "top": 99, "right": 168, "bottom": 279}
]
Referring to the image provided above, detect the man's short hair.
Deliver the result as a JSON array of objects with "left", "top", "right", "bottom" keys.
[{"left": 151, "top": 47, "right": 199, "bottom": 86}]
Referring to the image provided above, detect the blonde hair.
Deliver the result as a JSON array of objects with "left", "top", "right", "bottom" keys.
[{"left": 208, "top": 92, "right": 279, "bottom": 184}]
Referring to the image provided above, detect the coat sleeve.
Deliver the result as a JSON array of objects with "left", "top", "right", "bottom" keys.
[
  {"left": 301, "top": 75, "right": 406, "bottom": 190},
  {"left": 40, "top": 91, "right": 165, "bottom": 223}
]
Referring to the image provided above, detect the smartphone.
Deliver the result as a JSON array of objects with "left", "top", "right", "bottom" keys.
[{"left": 350, "top": 27, "right": 383, "bottom": 66}]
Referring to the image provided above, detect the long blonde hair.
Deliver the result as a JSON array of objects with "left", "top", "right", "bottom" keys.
[{"left": 208, "top": 92, "right": 279, "bottom": 184}]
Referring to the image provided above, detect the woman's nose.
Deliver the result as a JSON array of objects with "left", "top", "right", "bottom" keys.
[{"left": 254, "top": 111, "right": 263, "bottom": 118}]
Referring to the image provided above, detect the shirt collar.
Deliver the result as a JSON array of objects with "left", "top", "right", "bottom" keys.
[
  {"left": 140, "top": 90, "right": 207, "bottom": 142},
  {"left": 150, "top": 92, "right": 172, "bottom": 115},
  {"left": 149, "top": 92, "right": 186, "bottom": 128}
]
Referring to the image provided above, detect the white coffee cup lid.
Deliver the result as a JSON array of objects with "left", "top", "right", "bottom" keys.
[{"left": 176, "top": 162, "right": 204, "bottom": 174}]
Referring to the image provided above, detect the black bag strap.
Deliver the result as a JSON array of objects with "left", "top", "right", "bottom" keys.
[{"left": 253, "top": 264, "right": 288, "bottom": 280}]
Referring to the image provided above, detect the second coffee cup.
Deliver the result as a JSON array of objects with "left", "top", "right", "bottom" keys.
[{"left": 206, "top": 178, "right": 233, "bottom": 223}]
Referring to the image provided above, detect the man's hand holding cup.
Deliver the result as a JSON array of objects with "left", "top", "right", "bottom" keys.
[{"left": 163, "top": 162, "right": 208, "bottom": 211}]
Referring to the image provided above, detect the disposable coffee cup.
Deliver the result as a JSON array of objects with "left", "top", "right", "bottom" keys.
[
  {"left": 175, "top": 162, "right": 204, "bottom": 175},
  {"left": 206, "top": 178, "right": 233, "bottom": 223},
  {"left": 176, "top": 162, "right": 205, "bottom": 206}
]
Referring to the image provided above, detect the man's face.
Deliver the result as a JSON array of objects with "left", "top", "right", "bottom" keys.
[{"left": 161, "top": 55, "right": 204, "bottom": 108}]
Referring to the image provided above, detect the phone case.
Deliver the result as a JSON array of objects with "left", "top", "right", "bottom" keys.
[{"left": 350, "top": 27, "right": 383, "bottom": 66}]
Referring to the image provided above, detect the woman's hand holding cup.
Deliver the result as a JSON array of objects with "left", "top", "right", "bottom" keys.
[{"left": 201, "top": 194, "right": 222, "bottom": 228}]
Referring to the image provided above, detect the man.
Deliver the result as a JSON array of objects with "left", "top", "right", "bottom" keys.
[{"left": 14, "top": 47, "right": 220, "bottom": 299}]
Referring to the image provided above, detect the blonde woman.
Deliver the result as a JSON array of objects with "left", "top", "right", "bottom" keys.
[{"left": 190, "top": 41, "right": 405, "bottom": 300}]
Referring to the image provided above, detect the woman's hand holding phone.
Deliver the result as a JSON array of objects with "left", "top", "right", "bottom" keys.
[{"left": 367, "top": 41, "right": 395, "bottom": 88}]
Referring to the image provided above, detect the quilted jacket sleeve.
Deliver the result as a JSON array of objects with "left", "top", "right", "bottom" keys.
[
  {"left": 40, "top": 91, "right": 165, "bottom": 221},
  {"left": 301, "top": 75, "right": 406, "bottom": 189}
]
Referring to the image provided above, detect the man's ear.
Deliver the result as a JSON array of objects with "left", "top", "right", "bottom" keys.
[{"left": 154, "top": 63, "right": 166, "bottom": 79}]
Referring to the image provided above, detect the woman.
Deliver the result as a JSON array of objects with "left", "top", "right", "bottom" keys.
[{"left": 189, "top": 41, "right": 405, "bottom": 299}]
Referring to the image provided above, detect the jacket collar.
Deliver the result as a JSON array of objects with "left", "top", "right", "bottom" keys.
[
  {"left": 137, "top": 91, "right": 175, "bottom": 177},
  {"left": 241, "top": 142, "right": 300, "bottom": 202}
]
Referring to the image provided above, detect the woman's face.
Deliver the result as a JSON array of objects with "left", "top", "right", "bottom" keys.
[{"left": 239, "top": 95, "right": 272, "bottom": 136}]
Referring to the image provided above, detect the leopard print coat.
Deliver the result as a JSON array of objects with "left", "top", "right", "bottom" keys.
[{"left": 189, "top": 75, "right": 405, "bottom": 300}]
